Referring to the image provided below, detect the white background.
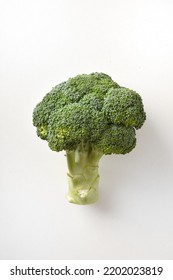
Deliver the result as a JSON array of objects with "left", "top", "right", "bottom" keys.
[{"left": 0, "top": 0, "right": 173, "bottom": 260}]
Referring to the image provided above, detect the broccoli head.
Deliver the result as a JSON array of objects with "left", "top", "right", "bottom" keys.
[{"left": 33, "top": 72, "right": 146, "bottom": 205}]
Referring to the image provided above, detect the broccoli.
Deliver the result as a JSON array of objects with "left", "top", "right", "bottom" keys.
[{"left": 33, "top": 73, "right": 146, "bottom": 205}]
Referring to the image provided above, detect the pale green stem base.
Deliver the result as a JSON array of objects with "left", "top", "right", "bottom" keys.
[{"left": 66, "top": 146, "right": 102, "bottom": 205}]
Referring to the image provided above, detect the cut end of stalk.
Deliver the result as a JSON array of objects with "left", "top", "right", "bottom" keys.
[{"left": 66, "top": 188, "right": 99, "bottom": 205}]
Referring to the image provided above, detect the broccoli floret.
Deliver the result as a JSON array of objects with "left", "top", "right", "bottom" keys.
[
  {"left": 103, "top": 87, "right": 146, "bottom": 129},
  {"left": 95, "top": 125, "right": 136, "bottom": 155},
  {"left": 33, "top": 72, "right": 146, "bottom": 205}
]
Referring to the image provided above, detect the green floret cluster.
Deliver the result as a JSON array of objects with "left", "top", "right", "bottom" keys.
[
  {"left": 33, "top": 72, "right": 146, "bottom": 205},
  {"left": 33, "top": 72, "right": 145, "bottom": 155}
]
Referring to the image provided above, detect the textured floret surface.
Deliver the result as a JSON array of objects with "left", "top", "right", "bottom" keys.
[{"left": 33, "top": 72, "right": 146, "bottom": 154}]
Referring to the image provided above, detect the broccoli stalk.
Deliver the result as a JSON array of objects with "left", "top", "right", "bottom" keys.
[
  {"left": 66, "top": 144, "right": 103, "bottom": 204},
  {"left": 33, "top": 73, "right": 146, "bottom": 205}
]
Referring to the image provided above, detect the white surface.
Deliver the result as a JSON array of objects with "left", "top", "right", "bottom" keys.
[{"left": 0, "top": 0, "right": 173, "bottom": 260}]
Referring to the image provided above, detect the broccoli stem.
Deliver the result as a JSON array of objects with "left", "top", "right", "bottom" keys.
[{"left": 66, "top": 144, "right": 103, "bottom": 205}]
